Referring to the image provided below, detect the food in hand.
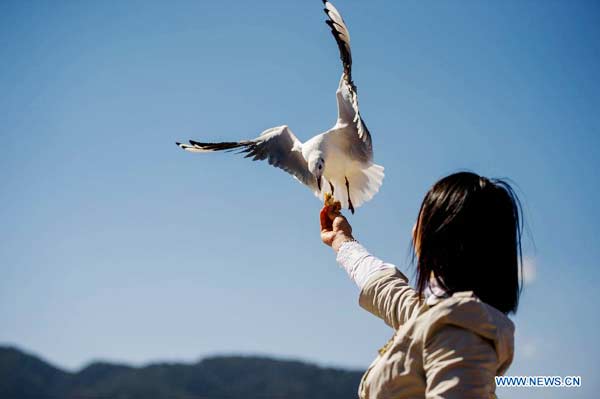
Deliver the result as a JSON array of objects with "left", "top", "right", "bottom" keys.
[{"left": 324, "top": 192, "right": 342, "bottom": 219}]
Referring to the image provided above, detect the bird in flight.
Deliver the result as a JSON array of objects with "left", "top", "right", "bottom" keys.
[{"left": 176, "top": 0, "right": 384, "bottom": 213}]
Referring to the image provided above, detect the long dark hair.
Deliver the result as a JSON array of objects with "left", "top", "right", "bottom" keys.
[{"left": 413, "top": 172, "right": 523, "bottom": 314}]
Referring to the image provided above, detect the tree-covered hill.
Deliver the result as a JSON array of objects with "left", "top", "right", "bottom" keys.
[{"left": 0, "top": 346, "right": 363, "bottom": 399}]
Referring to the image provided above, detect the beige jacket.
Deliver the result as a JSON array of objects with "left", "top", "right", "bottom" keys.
[{"left": 357, "top": 268, "right": 515, "bottom": 399}]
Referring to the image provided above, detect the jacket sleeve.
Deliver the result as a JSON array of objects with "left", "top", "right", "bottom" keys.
[
  {"left": 424, "top": 324, "right": 498, "bottom": 399},
  {"left": 358, "top": 268, "right": 421, "bottom": 330}
]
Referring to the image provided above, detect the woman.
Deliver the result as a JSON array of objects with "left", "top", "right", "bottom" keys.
[{"left": 320, "top": 171, "right": 522, "bottom": 399}]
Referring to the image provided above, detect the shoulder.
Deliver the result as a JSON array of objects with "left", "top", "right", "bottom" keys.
[
  {"left": 420, "top": 292, "right": 514, "bottom": 337},
  {"left": 416, "top": 292, "right": 515, "bottom": 374}
]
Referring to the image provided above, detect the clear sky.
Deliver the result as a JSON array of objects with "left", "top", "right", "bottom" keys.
[{"left": 1, "top": 1, "right": 599, "bottom": 398}]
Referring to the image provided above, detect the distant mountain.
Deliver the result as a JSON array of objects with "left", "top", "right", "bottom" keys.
[{"left": 0, "top": 346, "right": 363, "bottom": 399}]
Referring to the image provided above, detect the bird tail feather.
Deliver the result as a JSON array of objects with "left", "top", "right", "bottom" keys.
[
  {"left": 352, "top": 163, "right": 384, "bottom": 209},
  {"left": 315, "top": 163, "right": 384, "bottom": 211}
]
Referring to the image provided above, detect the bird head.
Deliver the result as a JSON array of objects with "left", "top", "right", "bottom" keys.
[{"left": 308, "top": 153, "right": 325, "bottom": 191}]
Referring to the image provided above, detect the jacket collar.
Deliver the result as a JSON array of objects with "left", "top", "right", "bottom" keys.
[{"left": 423, "top": 273, "right": 449, "bottom": 306}]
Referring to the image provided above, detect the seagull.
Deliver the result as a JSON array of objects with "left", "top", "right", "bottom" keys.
[{"left": 176, "top": 0, "right": 384, "bottom": 214}]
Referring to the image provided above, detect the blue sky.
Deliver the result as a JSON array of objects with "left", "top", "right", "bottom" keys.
[{"left": 1, "top": 1, "right": 599, "bottom": 398}]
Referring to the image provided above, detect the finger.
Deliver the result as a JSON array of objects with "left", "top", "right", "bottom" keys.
[
  {"left": 320, "top": 206, "right": 333, "bottom": 231},
  {"left": 327, "top": 204, "right": 341, "bottom": 221},
  {"left": 321, "top": 231, "right": 336, "bottom": 246}
]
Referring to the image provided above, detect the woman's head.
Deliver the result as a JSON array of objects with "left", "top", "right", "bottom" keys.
[{"left": 413, "top": 172, "right": 523, "bottom": 314}]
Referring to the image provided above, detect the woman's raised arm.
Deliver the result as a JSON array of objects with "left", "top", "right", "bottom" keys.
[{"left": 320, "top": 206, "right": 421, "bottom": 329}]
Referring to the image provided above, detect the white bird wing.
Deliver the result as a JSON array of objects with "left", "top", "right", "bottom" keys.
[
  {"left": 323, "top": 0, "right": 373, "bottom": 161},
  {"left": 176, "top": 125, "right": 317, "bottom": 191}
]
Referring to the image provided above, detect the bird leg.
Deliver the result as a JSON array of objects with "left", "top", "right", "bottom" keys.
[
  {"left": 329, "top": 180, "right": 335, "bottom": 195},
  {"left": 345, "top": 176, "right": 355, "bottom": 214}
]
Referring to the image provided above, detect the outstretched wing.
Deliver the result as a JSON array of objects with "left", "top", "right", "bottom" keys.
[
  {"left": 176, "top": 125, "right": 317, "bottom": 191},
  {"left": 323, "top": 0, "right": 372, "bottom": 154}
]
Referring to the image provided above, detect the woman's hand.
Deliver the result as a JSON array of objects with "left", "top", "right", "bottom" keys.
[{"left": 320, "top": 205, "right": 355, "bottom": 253}]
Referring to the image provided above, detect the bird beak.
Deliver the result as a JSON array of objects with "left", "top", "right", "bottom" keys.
[{"left": 316, "top": 175, "right": 322, "bottom": 191}]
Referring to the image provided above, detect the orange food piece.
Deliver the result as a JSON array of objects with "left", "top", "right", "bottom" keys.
[{"left": 323, "top": 193, "right": 342, "bottom": 221}]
